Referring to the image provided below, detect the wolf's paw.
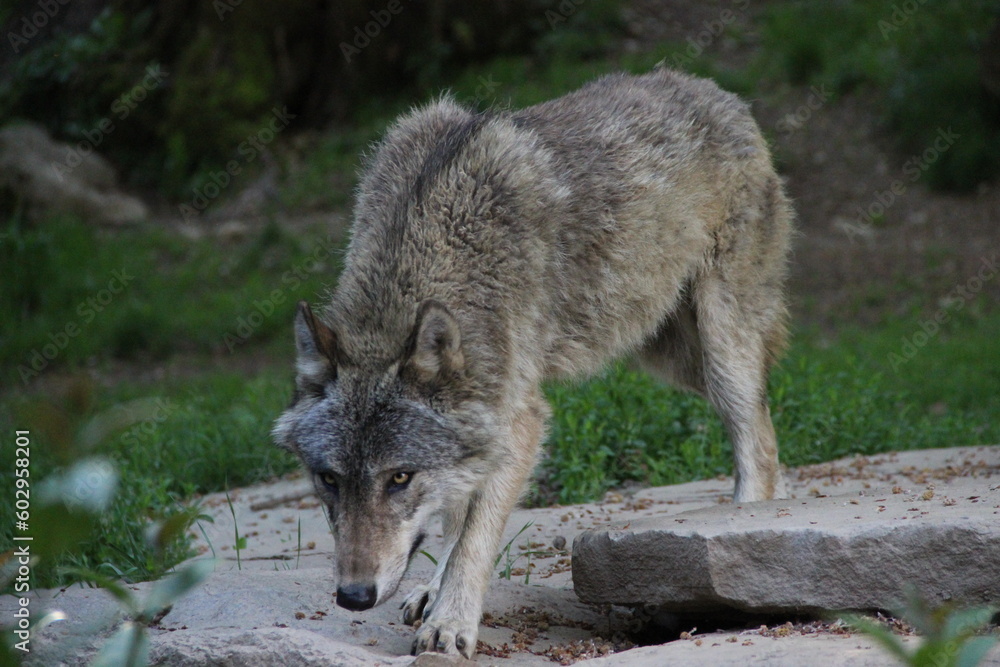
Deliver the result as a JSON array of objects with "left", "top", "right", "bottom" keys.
[
  {"left": 411, "top": 617, "right": 478, "bottom": 660},
  {"left": 773, "top": 471, "right": 789, "bottom": 500},
  {"left": 400, "top": 583, "right": 437, "bottom": 626}
]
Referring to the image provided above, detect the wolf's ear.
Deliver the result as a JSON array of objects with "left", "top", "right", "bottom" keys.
[
  {"left": 294, "top": 301, "right": 338, "bottom": 379},
  {"left": 406, "top": 300, "right": 464, "bottom": 383}
]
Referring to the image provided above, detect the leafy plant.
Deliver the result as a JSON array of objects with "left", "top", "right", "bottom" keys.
[
  {"left": 67, "top": 559, "right": 213, "bottom": 667},
  {"left": 494, "top": 521, "right": 535, "bottom": 581},
  {"left": 0, "top": 379, "right": 235, "bottom": 588},
  {"left": 0, "top": 413, "right": 212, "bottom": 666},
  {"left": 225, "top": 488, "right": 246, "bottom": 571},
  {"left": 847, "top": 591, "right": 998, "bottom": 667}
]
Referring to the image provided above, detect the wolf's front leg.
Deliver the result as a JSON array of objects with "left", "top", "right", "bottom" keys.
[
  {"left": 401, "top": 504, "right": 466, "bottom": 625},
  {"left": 411, "top": 406, "right": 543, "bottom": 659}
]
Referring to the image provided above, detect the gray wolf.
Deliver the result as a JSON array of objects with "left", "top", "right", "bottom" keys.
[{"left": 272, "top": 67, "right": 793, "bottom": 659}]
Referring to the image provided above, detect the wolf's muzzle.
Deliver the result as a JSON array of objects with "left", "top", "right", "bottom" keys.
[{"left": 336, "top": 583, "right": 377, "bottom": 611}]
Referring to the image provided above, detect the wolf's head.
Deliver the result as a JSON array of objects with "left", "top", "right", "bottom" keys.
[{"left": 272, "top": 300, "right": 486, "bottom": 611}]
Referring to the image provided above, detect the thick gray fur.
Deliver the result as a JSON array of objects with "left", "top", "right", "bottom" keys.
[{"left": 272, "top": 67, "right": 793, "bottom": 659}]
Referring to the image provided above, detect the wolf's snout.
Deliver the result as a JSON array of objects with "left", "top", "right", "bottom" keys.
[{"left": 336, "top": 583, "right": 377, "bottom": 611}]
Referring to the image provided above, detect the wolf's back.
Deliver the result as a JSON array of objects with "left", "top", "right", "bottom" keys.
[{"left": 328, "top": 69, "right": 787, "bottom": 379}]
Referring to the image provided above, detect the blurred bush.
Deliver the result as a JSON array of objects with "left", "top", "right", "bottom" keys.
[
  {"left": 760, "top": 0, "right": 1000, "bottom": 192},
  {"left": 0, "top": 0, "right": 623, "bottom": 197}
]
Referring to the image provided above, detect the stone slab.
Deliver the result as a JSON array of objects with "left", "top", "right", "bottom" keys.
[
  {"left": 573, "top": 448, "right": 1000, "bottom": 613},
  {"left": 5, "top": 446, "right": 997, "bottom": 666},
  {"left": 581, "top": 629, "right": 1000, "bottom": 667}
]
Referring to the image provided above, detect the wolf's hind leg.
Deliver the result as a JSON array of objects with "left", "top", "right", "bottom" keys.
[
  {"left": 411, "top": 401, "right": 545, "bottom": 658},
  {"left": 401, "top": 505, "right": 466, "bottom": 625},
  {"left": 694, "top": 274, "right": 787, "bottom": 502}
]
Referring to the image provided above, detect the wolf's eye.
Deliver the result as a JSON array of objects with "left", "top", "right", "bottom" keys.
[
  {"left": 388, "top": 471, "right": 412, "bottom": 492},
  {"left": 319, "top": 472, "right": 337, "bottom": 489}
]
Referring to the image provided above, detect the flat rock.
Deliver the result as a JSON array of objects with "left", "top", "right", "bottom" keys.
[
  {"left": 6, "top": 446, "right": 998, "bottom": 666},
  {"left": 150, "top": 627, "right": 414, "bottom": 667},
  {"left": 12, "top": 567, "right": 604, "bottom": 666},
  {"left": 573, "top": 447, "right": 1000, "bottom": 613},
  {"left": 579, "top": 630, "right": 913, "bottom": 667}
]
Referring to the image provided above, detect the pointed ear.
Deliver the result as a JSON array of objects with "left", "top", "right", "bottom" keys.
[
  {"left": 294, "top": 301, "right": 338, "bottom": 379},
  {"left": 406, "top": 300, "right": 464, "bottom": 382}
]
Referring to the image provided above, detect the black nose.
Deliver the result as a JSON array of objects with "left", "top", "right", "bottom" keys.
[{"left": 336, "top": 583, "right": 377, "bottom": 611}]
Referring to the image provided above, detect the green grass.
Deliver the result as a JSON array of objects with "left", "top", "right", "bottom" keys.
[
  {"left": 2, "top": 195, "right": 996, "bottom": 587},
  {"left": 4, "top": 304, "right": 997, "bottom": 586},
  {"left": 535, "top": 318, "right": 1000, "bottom": 505},
  {"left": 0, "top": 214, "right": 340, "bottom": 387},
  {"left": 3, "top": 2, "right": 1000, "bottom": 592},
  {"left": 0, "top": 370, "right": 300, "bottom": 587}
]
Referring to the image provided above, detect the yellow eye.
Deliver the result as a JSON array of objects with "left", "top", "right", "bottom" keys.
[
  {"left": 320, "top": 472, "right": 337, "bottom": 487},
  {"left": 391, "top": 472, "right": 411, "bottom": 486}
]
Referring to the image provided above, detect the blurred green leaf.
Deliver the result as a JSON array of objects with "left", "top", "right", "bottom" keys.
[
  {"left": 58, "top": 567, "right": 136, "bottom": 612},
  {"left": 38, "top": 458, "right": 118, "bottom": 514},
  {"left": 90, "top": 621, "right": 148, "bottom": 667},
  {"left": 957, "top": 637, "right": 1000, "bottom": 667},
  {"left": 141, "top": 559, "right": 214, "bottom": 619}
]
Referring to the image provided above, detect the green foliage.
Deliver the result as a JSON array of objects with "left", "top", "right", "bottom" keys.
[
  {"left": 494, "top": 521, "right": 536, "bottom": 582},
  {"left": 536, "top": 320, "right": 1000, "bottom": 506},
  {"left": 161, "top": 26, "right": 276, "bottom": 193},
  {"left": 758, "top": 0, "right": 1000, "bottom": 191},
  {"left": 0, "top": 215, "right": 339, "bottom": 385},
  {"left": 806, "top": 313, "right": 1000, "bottom": 423},
  {"left": 225, "top": 488, "right": 246, "bottom": 571},
  {"left": 531, "top": 0, "right": 626, "bottom": 62},
  {"left": 880, "top": 2, "right": 1000, "bottom": 191},
  {"left": 541, "top": 365, "right": 724, "bottom": 504},
  {"left": 847, "top": 591, "right": 998, "bottom": 667},
  {"left": 1, "top": 0, "right": 627, "bottom": 196},
  {"left": 281, "top": 127, "right": 382, "bottom": 211},
  {"left": 0, "top": 373, "right": 298, "bottom": 587},
  {"left": 0, "top": 8, "right": 154, "bottom": 133},
  {"left": 0, "top": 404, "right": 214, "bottom": 666},
  {"left": 758, "top": 2, "right": 881, "bottom": 92}
]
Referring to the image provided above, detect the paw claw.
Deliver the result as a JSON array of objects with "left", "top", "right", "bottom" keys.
[
  {"left": 402, "top": 582, "right": 439, "bottom": 627},
  {"left": 412, "top": 617, "right": 477, "bottom": 659}
]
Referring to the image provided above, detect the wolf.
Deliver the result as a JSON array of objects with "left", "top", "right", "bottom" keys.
[{"left": 272, "top": 67, "right": 792, "bottom": 659}]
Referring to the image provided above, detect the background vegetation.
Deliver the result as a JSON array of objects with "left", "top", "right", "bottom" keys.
[{"left": 2, "top": 0, "right": 999, "bottom": 589}]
